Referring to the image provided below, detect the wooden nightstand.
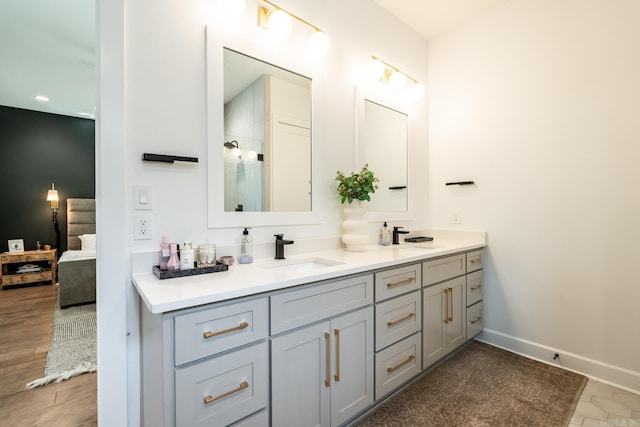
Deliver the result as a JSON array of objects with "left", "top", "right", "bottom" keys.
[{"left": 0, "top": 249, "right": 57, "bottom": 290}]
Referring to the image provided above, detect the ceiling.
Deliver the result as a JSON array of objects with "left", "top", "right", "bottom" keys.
[{"left": 0, "top": 0, "right": 508, "bottom": 119}]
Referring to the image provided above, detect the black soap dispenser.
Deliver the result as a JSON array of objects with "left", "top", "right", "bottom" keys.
[{"left": 238, "top": 227, "right": 254, "bottom": 264}]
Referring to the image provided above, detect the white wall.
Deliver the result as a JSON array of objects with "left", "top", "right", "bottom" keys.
[
  {"left": 428, "top": 0, "right": 640, "bottom": 391},
  {"left": 98, "top": 0, "right": 429, "bottom": 424}
]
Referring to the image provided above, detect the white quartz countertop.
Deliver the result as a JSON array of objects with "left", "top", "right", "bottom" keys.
[{"left": 133, "top": 239, "right": 486, "bottom": 314}]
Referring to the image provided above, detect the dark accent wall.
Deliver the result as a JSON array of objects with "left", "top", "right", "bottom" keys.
[{"left": 0, "top": 106, "right": 95, "bottom": 254}]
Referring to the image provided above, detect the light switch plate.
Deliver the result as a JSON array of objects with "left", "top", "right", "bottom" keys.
[{"left": 134, "top": 185, "right": 152, "bottom": 210}]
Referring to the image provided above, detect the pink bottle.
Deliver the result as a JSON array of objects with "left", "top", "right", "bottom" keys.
[
  {"left": 160, "top": 236, "right": 171, "bottom": 270},
  {"left": 167, "top": 243, "right": 180, "bottom": 272}
]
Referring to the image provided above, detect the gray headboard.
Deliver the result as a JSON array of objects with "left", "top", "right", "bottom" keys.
[{"left": 67, "top": 198, "right": 96, "bottom": 250}]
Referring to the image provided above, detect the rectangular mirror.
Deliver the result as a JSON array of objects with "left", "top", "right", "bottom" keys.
[
  {"left": 356, "top": 85, "right": 412, "bottom": 222},
  {"left": 206, "top": 28, "right": 319, "bottom": 228},
  {"left": 223, "top": 48, "right": 311, "bottom": 213}
]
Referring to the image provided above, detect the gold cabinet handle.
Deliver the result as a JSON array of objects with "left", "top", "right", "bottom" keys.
[
  {"left": 470, "top": 283, "right": 482, "bottom": 290},
  {"left": 334, "top": 329, "right": 341, "bottom": 382},
  {"left": 470, "top": 315, "right": 482, "bottom": 324},
  {"left": 386, "top": 312, "right": 416, "bottom": 327},
  {"left": 203, "top": 381, "right": 249, "bottom": 404},
  {"left": 203, "top": 321, "right": 249, "bottom": 339},
  {"left": 387, "top": 354, "right": 415, "bottom": 373},
  {"left": 386, "top": 277, "right": 415, "bottom": 288},
  {"left": 448, "top": 287, "right": 453, "bottom": 322},
  {"left": 324, "top": 332, "right": 331, "bottom": 387},
  {"left": 443, "top": 288, "right": 449, "bottom": 324},
  {"left": 470, "top": 257, "right": 481, "bottom": 263}
]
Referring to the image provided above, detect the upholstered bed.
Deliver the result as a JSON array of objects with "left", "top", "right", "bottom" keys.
[{"left": 58, "top": 198, "right": 96, "bottom": 308}]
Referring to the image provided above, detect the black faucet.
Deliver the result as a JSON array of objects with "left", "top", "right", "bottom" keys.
[
  {"left": 392, "top": 226, "right": 409, "bottom": 245},
  {"left": 274, "top": 234, "right": 294, "bottom": 259}
]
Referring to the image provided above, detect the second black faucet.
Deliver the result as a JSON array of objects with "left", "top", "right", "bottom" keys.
[{"left": 274, "top": 234, "right": 294, "bottom": 259}]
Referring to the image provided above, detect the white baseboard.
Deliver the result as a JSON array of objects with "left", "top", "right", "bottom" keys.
[{"left": 477, "top": 329, "right": 640, "bottom": 395}]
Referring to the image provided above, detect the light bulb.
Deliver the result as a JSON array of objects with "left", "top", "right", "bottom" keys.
[
  {"left": 366, "top": 59, "right": 385, "bottom": 81},
  {"left": 232, "top": 147, "right": 242, "bottom": 157},
  {"left": 408, "top": 82, "right": 425, "bottom": 100},
  {"left": 308, "top": 31, "right": 330, "bottom": 58},
  {"left": 247, "top": 150, "right": 258, "bottom": 159},
  {"left": 388, "top": 71, "right": 406, "bottom": 91},
  {"left": 268, "top": 9, "right": 293, "bottom": 39},
  {"left": 217, "top": 0, "right": 246, "bottom": 20}
]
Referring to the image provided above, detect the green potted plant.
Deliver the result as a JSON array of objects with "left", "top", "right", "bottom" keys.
[
  {"left": 335, "top": 164, "right": 379, "bottom": 204},
  {"left": 335, "top": 164, "right": 379, "bottom": 251}
]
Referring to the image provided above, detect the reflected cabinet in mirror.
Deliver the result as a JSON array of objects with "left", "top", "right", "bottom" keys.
[{"left": 223, "top": 48, "right": 311, "bottom": 213}]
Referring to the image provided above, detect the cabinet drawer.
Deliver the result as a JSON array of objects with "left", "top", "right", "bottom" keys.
[
  {"left": 230, "top": 409, "right": 269, "bottom": 427},
  {"left": 375, "top": 291, "right": 421, "bottom": 351},
  {"left": 466, "top": 301, "right": 483, "bottom": 339},
  {"left": 466, "top": 250, "right": 483, "bottom": 272},
  {"left": 375, "top": 332, "right": 421, "bottom": 400},
  {"left": 375, "top": 263, "right": 421, "bottom": 302},
  {"left": 466, "top": 270, "right": 483, "bottom": 307},
  {"left": 174, "top": 298, "right": 268, "bottom": 366},
  {"left": 270, "top": 274, "right": 373, "bottom": 335},
  {"left": 422, "top": 254, "right": 465, "bottom": 286},
  {"left": 175, "top": 341, "right": 268, "bottom": 427}
]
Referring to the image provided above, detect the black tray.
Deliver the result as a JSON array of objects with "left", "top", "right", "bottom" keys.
[
  {"left": 404, "top": 236, "right": 434, "bottom": 242},
  {"left": 152, "top": 263, "right": 229, "bottom": 279}
]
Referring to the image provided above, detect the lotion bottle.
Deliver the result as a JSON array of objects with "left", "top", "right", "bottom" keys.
[
  {"left": 167, "top": 243, "right": 180, "bottom": 271},
  {"left": 160, "top": 236, "right": 171, "bottom": 270},
  {"left": 238, "top": 227, "right": 254, "bottom": 264},
  {"left": 379, "top": 222, "right": 391, "bottom": 246},
  {"left": 180, "top": 241, "right": 194, "bottom": 270}
]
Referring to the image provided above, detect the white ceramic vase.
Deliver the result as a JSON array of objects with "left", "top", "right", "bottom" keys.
[{"left": 341, "top": 199, "right": 369, "bottom": 252}]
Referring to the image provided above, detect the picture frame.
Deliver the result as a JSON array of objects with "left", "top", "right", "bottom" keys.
[{"left": 8, "top": 239, "right": 24, "bottom": 253}]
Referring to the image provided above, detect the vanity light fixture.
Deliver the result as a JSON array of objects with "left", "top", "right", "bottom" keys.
[
  {"left": 258, "top": 0, "right": 330, "bottom": 57},
  {"left": 367, "top": 55, "right": 424, "bottom": 100}
]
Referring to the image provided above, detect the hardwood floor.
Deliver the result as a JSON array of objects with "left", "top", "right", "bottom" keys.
[{"left": 0, "top": 283, "right": 97, "bottom": 427}]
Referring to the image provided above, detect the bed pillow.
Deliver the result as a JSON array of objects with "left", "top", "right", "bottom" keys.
[{"left": 78, "top": 234, "right": 97, "bottom": 251}]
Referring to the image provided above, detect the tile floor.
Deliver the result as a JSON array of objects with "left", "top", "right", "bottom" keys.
[{"left": 571, "top": 379, "right": 640, "bottom": 427}]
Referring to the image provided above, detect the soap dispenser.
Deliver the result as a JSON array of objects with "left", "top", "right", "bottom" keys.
[
  {"left": 239, "top": 227, "right": 254, "bottom": 264},
  {"left": 379, "top": 222, "right": 391, "bottom": 246}
]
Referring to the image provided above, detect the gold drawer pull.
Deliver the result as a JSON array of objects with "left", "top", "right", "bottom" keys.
[
  {"left": 386, "top": 312, "right": 415, "bottom": 327},
  {"left": 447, "top": 287, "right": 453, "bottom": 322},
  {"left": 387, "top": 354, "right": 415, "bottom": 373},
  {"left": 386, "top": 277, "right": 415, "bottom": 288},
  {"left": 203, "top": 322, "right": 249, "bottom": 339},
  {"left": 470, "top": 257, "right": 481, "bottom": 263},
  {"left": 470, "top": 316, "right": 482, "bottom": 324},
  {"left": 443, "top": 288, "right": 449, "bottom": 324},
  {"left": 324, "top": 332, "right": 331, "bottom": 387},
  {"left": 334, "top": 329, "right": 341, "bottom": 382},
  {"left": 203, "top": 381, "right": 249, "bottom": 404},
  {"left": 470, "top": 284, "right": 482, "bottom": 290}
]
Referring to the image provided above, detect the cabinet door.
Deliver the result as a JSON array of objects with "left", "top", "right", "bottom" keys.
[
  {"left": 444, "top": 277, "right": 466, "bottom": 352},
  {"left": 271, "top": 322, "right": 330, "bottom": 427},
  {"left": 422, "top": 283, "right": 446, "bottom": 368},
  {"left": 330, "top": 307, "right": 374, "bottom": 426}
]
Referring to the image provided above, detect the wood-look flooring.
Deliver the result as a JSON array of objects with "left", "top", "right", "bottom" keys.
[{"left": 0, "top": 283, "right": 97, "bottom": 427}]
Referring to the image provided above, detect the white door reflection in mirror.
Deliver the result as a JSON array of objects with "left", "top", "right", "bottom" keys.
[{"left": 363, "top": 100, "right": 408, "bottom": 212}]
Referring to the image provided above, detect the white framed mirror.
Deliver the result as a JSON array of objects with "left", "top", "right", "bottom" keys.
[
  {"left": 206, "top": 27, "right": 319, "bottom": 228},
  {"left": 355, "top": 84, "right": 413, "bottom": 222}
]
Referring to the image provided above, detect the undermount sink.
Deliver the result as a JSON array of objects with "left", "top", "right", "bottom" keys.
[
  {"left": 259, "top": 258, "right": 344, "bottom": 274},
  {"left": 398, "top": 244, "right": 443, "bottom": 251}
]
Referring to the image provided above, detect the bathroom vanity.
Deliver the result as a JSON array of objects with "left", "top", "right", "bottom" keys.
[{"left": 134, "top": 238, "right": 485, "bottom": 427}]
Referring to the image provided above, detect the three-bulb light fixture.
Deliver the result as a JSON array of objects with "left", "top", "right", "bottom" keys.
[
  {"left": 258, "top": 0, "right": 330, "bottom": 58},
  {"left": 366, "top": 56, "right": 425, "bottom": 100}
]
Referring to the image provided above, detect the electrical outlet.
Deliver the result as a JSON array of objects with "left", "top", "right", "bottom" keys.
[
  {"left": 452, "top": 210, "right": 461, "bottom": 224},
  {"left": 134, "top": 214, "right": 152, "bottom": 240}
]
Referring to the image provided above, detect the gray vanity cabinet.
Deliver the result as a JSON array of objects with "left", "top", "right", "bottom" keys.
[{"left": 270, "top": 274, "right": 374, "bottom": 427}]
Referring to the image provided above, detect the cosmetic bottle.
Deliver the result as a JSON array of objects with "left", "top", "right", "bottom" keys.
[
  {"left": 167, "top": 243, "right": 180, "bottom": 271},
  {"left": 160, "top": 236, "right": 171, "bottom": 270},
  {"left": 379, "top": 222, "right": 391, "bottom": 246},
  {"left": 238, "top": 227, "right": 254, "bottom": 264},
  {"left": 180, "top": 241, "right": 194, "bottom": 270}
]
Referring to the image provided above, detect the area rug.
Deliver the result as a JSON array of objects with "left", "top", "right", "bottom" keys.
[
  {"left": 26, "top": 303, "right": 97, "bottom": 389},
  {"left": 356, "top": 341, "right": 587, "bottom": 427}
]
